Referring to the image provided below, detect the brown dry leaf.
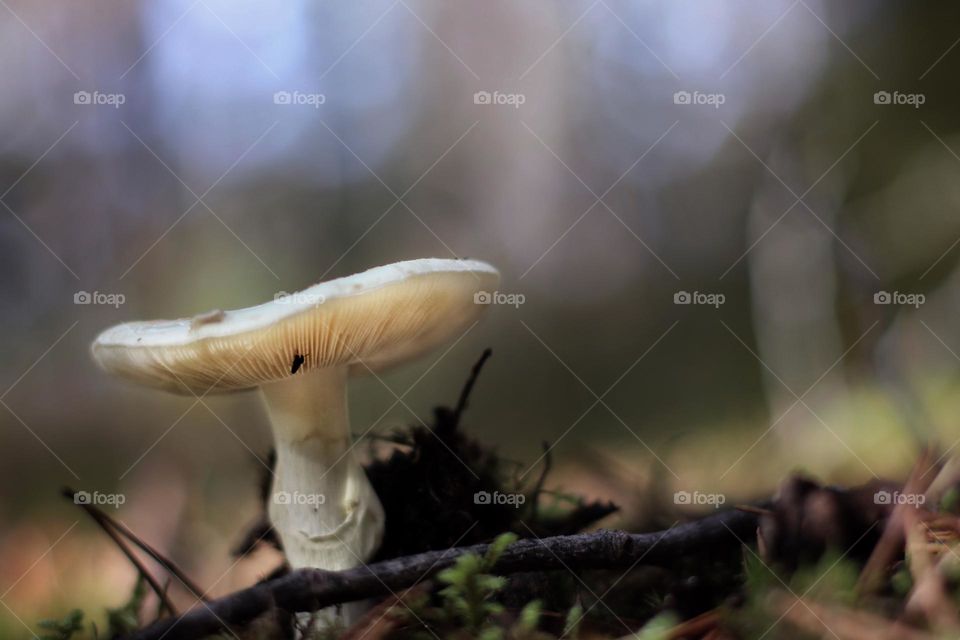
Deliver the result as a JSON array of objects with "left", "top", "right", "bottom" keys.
[
  {"left": 770, "top": 591, "right": 934, "bottom": 640},
  {"left": 665, "top": 609, "right": 721, "bottom": 639},
  {"left": 340, "top": 583, "right": 431, "bottom": 640},
  {"left": 903, "top": 508, "right": 960, "bottom": 632},
  {"left": 858, "top": 448, "right": 938, "bottom": 594}
]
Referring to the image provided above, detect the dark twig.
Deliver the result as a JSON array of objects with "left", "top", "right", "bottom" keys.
[
  {"left": 529, "top": 441, "right": 552, "bottom": 522},
  {"left": 125, "top": 508, "right": 758, "bottom": 640},
  {"left": 62, "top": 487, "right": 207, "bottom": 603},
  {"left": 451, "top": 348, "right": 492, "bottom": 425},
  {"left": 62, "top": 488, "right": 177, "bottom": 616},
  {"left": 103, "top": 510, "right": 209, "bottom": 601}
]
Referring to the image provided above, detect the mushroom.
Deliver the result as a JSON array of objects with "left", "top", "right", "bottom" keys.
[{"left": 91, "top": 258, "right": 500, "bottom": 577}]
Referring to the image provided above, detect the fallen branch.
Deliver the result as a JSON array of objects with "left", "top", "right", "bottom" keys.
[{"left": 125, "top": 508, "right": 758, "bottom": 640}]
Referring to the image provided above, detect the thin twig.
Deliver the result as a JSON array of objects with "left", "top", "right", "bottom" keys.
[
  {"left": 63, "top": 488, "right": 176, "bottom": 615},
  {"left": 98, "top": 506, "right": 209, "bottom": 601},
  {"left": 62, "top": 487, "right": 207, "bottom": 603},
  {"left": 452, "top": 348, "right": 492, "bottom": 424},
  {"left": 529, "top": 441, "right": 552, "bottom": 522}
]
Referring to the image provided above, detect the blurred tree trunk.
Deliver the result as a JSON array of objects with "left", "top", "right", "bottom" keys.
[{"left": 747, "top": 142, "right": 849, "bottom": 454}]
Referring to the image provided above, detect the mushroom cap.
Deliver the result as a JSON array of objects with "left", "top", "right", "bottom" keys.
[{"left": 92, "top": 258, "right": 500, "bottom": 395}]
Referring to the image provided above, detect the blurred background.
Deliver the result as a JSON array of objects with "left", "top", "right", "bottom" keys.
[{"left": 3, "top": 0, "right": 960, "bottom": 633}]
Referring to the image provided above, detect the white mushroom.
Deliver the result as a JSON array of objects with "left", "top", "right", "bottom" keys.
[{"left": 91, "top": 258, "right": 500, "bottom": 579}]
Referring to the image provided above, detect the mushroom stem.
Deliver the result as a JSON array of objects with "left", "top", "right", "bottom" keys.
[{"left": 260, "top": 366, "right": 385, "bottom": 573}]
